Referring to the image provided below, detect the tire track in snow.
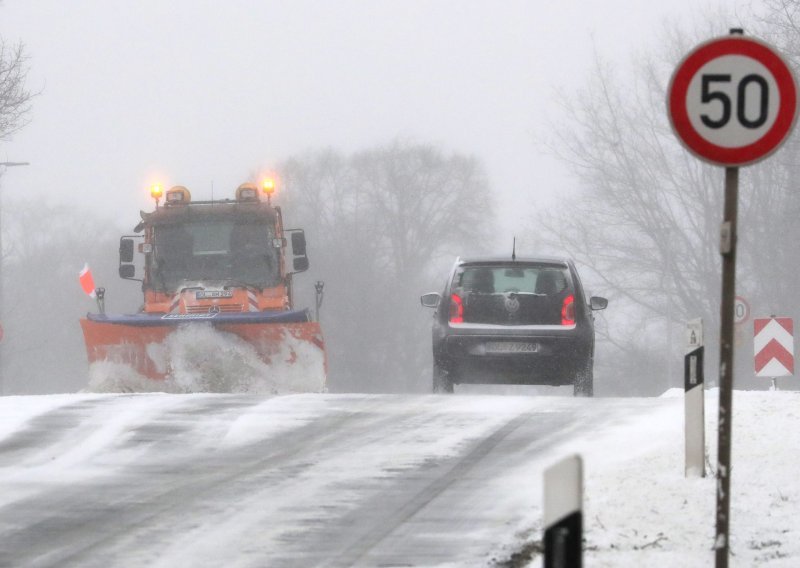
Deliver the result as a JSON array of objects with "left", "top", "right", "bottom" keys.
[
  {"left": 0, "top": 395, "right": 419, "bottom": 568},
  {"left": 0, "top": 394, "right": 623, "bottom": 568}
]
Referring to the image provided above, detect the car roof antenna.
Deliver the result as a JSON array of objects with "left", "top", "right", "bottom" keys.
[{"left": 512, "top": 236, "right": 516, "bottom": 261}]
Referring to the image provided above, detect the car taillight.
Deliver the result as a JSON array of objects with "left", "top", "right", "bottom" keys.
[
  {"left": 449, "top": 293, "right": 464, "bottom": 323},
  {"left": 561, "top": 294, "right": 575, "bottom": 326}
]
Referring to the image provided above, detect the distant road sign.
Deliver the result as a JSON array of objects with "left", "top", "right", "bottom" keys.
[
  {"left": 667, "top": 35, "right": 799, "bottom": 166},
  {"left": 734, "top": 296, "right": 750, "bottom": 325},
  {"left": 754, "top": 317, "right": 794, "bottom": 377}
]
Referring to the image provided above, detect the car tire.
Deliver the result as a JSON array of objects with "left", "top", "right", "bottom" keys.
[
  {"left": 433, "top": 363, "right": 454, "bottom": 394},
  {"left": 573, "top": 358, "right": 594, "bottom": 397}
]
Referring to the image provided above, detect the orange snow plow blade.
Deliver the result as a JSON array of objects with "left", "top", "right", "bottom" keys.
[{"left": 80, "top": 313, "right": 326, "bottom": 392}]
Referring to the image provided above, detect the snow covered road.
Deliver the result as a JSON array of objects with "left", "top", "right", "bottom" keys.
[
  {"left": 0, "top": 393, "right": 626, "bottom": 567},
  {"left": 0, "top": 390, "right": 796, "bottom": 567}
]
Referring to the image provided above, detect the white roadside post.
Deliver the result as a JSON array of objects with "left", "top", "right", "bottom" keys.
[
  {"left": 754, "top": 317, "right": 794, "bottom": 390},
  {"left": 684, "top": 318, "right": 705, "bottom": 477},
  {"left": 543, "top": 455, "right": 583, "bottom": 568}
]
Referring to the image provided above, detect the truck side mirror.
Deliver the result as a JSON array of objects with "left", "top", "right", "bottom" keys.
[
  {"left": 119, "top": 264, "right": 136, "bottom": 278},
  {"left": 291, "top": 232, "right": 307, "bottom": 256},
  {"left": 119, "top": 238, "right": 135, "bottom": 263},
  {"left": 293, "top": 257, "right": 309, "bottom": 272}
]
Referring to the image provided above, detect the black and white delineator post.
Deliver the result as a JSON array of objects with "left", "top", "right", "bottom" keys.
[
  {"left": 685, "top": 318, "right": 705, "bottom": 477},
  {"left": 544, "top": 455, "right": 583, "bottom": 568}
]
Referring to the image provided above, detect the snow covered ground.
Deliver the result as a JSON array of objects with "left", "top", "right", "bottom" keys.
[
  {"left": 0, "top": 388, "right": 796, "bottom": 567},
  {"left": 511, "top": 388, "right": 800, "bottom": 567}
]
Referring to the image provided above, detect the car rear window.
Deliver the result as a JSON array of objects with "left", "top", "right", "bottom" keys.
[{"left": 450, "top": 264, "right": 573, "bottom": 325}]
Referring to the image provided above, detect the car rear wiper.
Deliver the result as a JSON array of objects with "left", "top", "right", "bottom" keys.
[{"left": 506, "top": 291, "right": 546, "bottom": 297}]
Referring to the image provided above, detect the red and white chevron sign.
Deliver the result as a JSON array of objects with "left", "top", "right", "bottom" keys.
[{"left": 754, "top": 317, "right": 794, "bottom": 377}]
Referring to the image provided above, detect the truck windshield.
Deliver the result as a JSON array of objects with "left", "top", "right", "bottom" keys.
[{"left": 151, "top": 220, "right": 279, "bottom": 290}]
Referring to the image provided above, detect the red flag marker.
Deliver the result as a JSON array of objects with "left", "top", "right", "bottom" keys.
[{"left": 79, "top": 263, "right": 96, "bottom": 298}]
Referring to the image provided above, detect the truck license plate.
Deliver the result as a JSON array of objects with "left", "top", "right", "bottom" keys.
[
  {"left": 196, "top": 290, "right": 234, "bottom": 299},
  {"left": 485, "top": 342, "right": 538, "bottom": 353}
]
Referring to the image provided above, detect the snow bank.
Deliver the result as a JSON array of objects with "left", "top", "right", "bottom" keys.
[{"left": 514, "top": 390, "right": 800, "bottom": 567}]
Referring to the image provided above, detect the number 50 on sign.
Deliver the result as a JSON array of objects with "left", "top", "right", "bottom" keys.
[{"left": 668, "top": 35, "right": 799, "bottom": 166}]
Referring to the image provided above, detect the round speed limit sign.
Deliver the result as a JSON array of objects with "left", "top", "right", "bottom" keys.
[
  {"left": 734, "top": 295, "right": 750, "bottom": 325},
  {"left": 668, "top": 34, "right": 798, "bottom": 166}
]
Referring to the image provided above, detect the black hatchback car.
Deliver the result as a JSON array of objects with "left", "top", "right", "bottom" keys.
[{"left": 420, "top": 256, "right": 607, "bottom": 395}]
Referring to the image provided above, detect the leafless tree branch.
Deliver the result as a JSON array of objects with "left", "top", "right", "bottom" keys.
[{"left": 0, "top": 39, "right": 33, "bottom": 141}]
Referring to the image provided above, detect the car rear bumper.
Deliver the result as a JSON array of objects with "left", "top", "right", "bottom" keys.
[{"left": 437, "top": 332, "right": 591, "bottom": 386}]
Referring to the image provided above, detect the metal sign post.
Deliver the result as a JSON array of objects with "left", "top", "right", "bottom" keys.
[
  {"left": 668, "top": 30, "right": 798, "bottom": 567},
  {"left": 716, "top": 166, "right": 738, "bottom": 560}
]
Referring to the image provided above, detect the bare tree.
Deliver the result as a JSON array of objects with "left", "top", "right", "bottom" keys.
[
  {"left": 758, "top": 0, "right": 800, "bottom": 63},
  {"left": 535, "top": 44, "right": 718, "bottom": 394},
  {"left": 279, "top": 141, "right": 495, "bottom": 392},
  {"left": 1, "top": 200, "right": 132, "bottom": 394},
  {"left": 0, "top": 39, "right": 32, "bottom": 141},
  {"left": 533, "top": 10, "right": 800, "bottom": 394}
]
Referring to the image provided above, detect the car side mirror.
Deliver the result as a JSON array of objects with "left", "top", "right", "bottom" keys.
[
  {"left": 420, "top": 292, "right": 441, "bottom": 308},
  {"left": 119, "top": 264, "right": 136, "bottom": 278},
  {"left": 590, "top": 296, "right": 608, "bottom": 310}
]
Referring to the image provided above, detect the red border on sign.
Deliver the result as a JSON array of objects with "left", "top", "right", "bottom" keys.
[
  {"left": 734, "top": 295, "right": 750, "bottom": 325},
  {"left": 668, "top": 37, "right": 798, "bottom": 166}
]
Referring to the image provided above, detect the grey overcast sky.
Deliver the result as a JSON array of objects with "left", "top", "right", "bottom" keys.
[{"left": 1, "top": 0, "right": 743, "bottom": 240}]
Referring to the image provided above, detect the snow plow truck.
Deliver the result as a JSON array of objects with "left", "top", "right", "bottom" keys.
[{"left": 79, "top": 180, "right": 326, "bottom": 390}]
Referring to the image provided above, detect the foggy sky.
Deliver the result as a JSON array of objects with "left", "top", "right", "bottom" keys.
[{"left": 1, "top": 0, "right": 740, "bottom": 242}]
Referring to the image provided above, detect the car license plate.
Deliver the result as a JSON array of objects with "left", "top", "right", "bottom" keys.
[{"left": 484, "top": 341, "right": 538, "bottom": 353}]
